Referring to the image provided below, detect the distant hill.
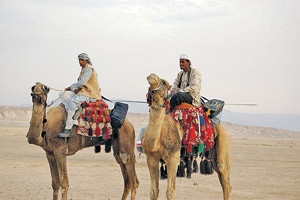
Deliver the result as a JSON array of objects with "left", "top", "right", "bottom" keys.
[
  {"left": 222, "top": 110, "right": 300, "bottom": 132},
  {"left": 0, "top": 106, "right": 32, "bottom": 121},
  {"left": 3, "top": 106, "right": 299, "bottom": 139},
  {"left": 106, "top": 102, "right": 300, "bottom": 132}
]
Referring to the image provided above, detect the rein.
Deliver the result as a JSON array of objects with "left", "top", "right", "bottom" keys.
[{"left": 37, "top": 83, "right": 65, "bottom": 107}]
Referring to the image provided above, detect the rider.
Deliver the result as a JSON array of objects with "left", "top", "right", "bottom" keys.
[
  {"left": 170, "top": 54, "right": 202, "bottom": 112},
  {"left": 58, "top": 53, "right": 101, "bottom": 138}
]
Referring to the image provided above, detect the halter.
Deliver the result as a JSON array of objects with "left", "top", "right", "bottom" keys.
[{"left": 146, "top": 83, "right": 170, "bottom": 113}]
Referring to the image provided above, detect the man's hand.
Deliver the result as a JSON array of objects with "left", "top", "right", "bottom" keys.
[
  {"left": 74, "top": 88, "right": 80, "bottom": 94},
  {"left": 65, "top": 87, "right": 71, "bottom": 91}
]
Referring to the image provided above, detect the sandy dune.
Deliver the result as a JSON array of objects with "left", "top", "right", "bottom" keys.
[{"left": 0, "top": 109, "right": 300, "bottom": 199}]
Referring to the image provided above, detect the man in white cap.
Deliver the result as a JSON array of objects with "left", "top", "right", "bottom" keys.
[
  {"left": 170, "top": 54, "right": 202, "bottom": 111},
  {"left": 58, "top": 53, "right": 102, "bottom": 137}
]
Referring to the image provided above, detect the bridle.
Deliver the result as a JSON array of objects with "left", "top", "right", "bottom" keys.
[{"left": 146, "top": 82, "right": 170, "bottom": 111}]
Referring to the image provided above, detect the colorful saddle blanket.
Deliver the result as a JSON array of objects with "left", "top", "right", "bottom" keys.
[
  {"left": 171, "top": 103, "right": 215, "bottom": 153},
  {"left": 76, "top": 100, "right": 112, "bottom": 139}
]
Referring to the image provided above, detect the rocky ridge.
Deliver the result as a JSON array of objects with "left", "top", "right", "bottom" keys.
[{"left": 1, "top": 106, "right": 299, "bottom": 139}]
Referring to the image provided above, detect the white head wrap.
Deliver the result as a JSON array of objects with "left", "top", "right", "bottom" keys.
[
  {"left": 179, "top": 54, "right": 190, "bottom": 61},
  {"left": 78, "top": 53, "right": 92, "bottom": 65},
  {"left": 179, "top": 54, "right": 192, "bottom": 66}
]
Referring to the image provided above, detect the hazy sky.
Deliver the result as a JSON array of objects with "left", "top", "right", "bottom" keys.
[{"left": 1, "top": 0, "right": 299, "bottom": 114}]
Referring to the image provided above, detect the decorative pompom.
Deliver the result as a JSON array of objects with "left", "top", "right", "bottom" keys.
[
  {"left": 177, "top": 165, "right": 180, "bottom": 177},
  {"left": 205, "top": 160, "right": 213, "bottom": 175},
  {"left": 88, "top": 127, "right": 93, "bottom": 136},
  {"left": 193, "top": 159, "right": 198, "bottom": 173},
  {"left": 164, "top": 165, "right": 168, "bottom": 178},
  {"left": 187, "top": 142, "right": 192, "bottom": 153},
  {"left": 200, "top": 115, "right": 205, "bottom": 126},
  {"left": 200, "top": 159, "right": 205, "bottom": 174},
  {"left": 41, "top": 130, "right": 46, "bottom": 137},
  {"left": 186, "top": 158, "right": 192, "bottom": 179},
  {"left": 165, "top": 94, "right": 170, "bottom": 114},
  {"left": 189, "top": 125, "right": 196, "bottom": 141},
  {"left": 105, "top": 138, "right": 112, "bottom": 153},
  {"left": 178, "top": 160, "right": 185, "bottom": 178},
  {"left": 160, "top": 164, "right": 167, "bottom": 180},
  {"left": 95, "top": 125, "right": 101, "bottom": 136},
  {"left": 200, "top": 159, "right": 214, "bottom": 175},
  {"left": 105, "top": 132, "right": 109, "bottom": 141},
  {"left": 199, "top": 141, "right": 205, "bottom": 155},
  {"left": 94, "top": 145, "right": 101, "bottom": 153},
  {"left": 180, "top": 147, "right": 186, "bottom": 159}
]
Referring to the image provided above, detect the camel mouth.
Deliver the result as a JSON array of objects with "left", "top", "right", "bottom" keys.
[{"left": 147, "top": 74, "right": 160, "bottom": 88}]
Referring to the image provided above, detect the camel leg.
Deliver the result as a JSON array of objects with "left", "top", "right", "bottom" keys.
[
  {"left": 113, "top": 135, "right": 131, "bottom": 200},
  {"left": 214, "top": 124, "right": 232, "bottom": 200},
  {"left": 54, "top": 149, "right": 69, "bottom": 200},
  {"left": 125, "top": 155, "right": 139, "bottom": 200},
  {"left": 146, "top": 155, "right": 160, "bottom": 200},
  {"left": 165, "top": 154, "right": 180, "bottom": 200},
  {"left": 113, "top": 153, "right": 131, "bottom": 200},
  {"left": 46, "top": 151, "right": 60, "bottom": 200}
]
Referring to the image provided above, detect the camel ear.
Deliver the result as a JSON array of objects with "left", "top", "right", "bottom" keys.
[
  {"left": 31, "top": 85, "right": 36, "bottom": 92},
  {"left": 43, "top": 86, "right": 50, "bottom": 94},
  {"left": 161, "top": 79, "right": 171, "bottom": 91}
]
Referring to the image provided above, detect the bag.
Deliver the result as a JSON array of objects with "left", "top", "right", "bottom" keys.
[
  {"left": 201, "top": 97, "right": 225, "bottom": 118},
  {"left": 110, "top": 102, "right": 128, "bottom": 129}
]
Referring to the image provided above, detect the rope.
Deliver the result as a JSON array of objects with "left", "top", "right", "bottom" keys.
[
  {"left": 42, "top": 84, "right": 64, "bottom": 92},
  {"left": 39, "top": 83, "right": 65, "bottom": 107},
  {"left": 47, "top": 91, "right": 66, "bottom": 107}
]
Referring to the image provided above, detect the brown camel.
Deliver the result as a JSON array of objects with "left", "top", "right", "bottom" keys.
[
  {"left": 27, "top": 82, "right": 139, "bottom": 200},
  {"left": 142, "top": 74, "right": 232, "bottom": 200}
]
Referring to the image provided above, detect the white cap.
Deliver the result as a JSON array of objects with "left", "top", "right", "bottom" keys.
[{"left": 179, "top": 54, "right": 190, "bottom": 61}]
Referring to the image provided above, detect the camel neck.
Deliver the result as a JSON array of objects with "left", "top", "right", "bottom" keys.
[
  {"left": 142, "top": 107, "right": 166, "bottom": 152},
  {"left": 148, "top": 107, "right": 166, "bottom": 125},
  {"left": 27, "top": 103, "right": 45, "bottom": 146}
]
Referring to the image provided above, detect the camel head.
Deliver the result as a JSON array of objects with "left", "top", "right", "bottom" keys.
[
  {"left": 31, "top": 82, "right": 50, "bottom": 105},
  {"left": 27, "top": 82, "right": 49, "bottom": 145},
  {"left": 146, "top": 74, "right": 171, "bottom": 109}
]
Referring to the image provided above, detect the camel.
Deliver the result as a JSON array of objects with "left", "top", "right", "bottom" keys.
[
  {"left": 27, "top": 82, "right": 139, "bottom": 200},
  {"left": 142, "top": 74, "right": 232, "bottom": 200}
]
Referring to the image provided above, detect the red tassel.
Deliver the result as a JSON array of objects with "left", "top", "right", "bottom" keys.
[
  {"left": 105, "top": 131, "right": 109, "bottom": 140},
  {"left": 189, "top": 125, "right": 196, "bottom": 142},
  {"left": 95, "top": 125, "right": 101, "bottom": 136},
  {"left": 187, "top": 114, "right": 193, "bottom": 124},
  {"left": 101, "top": 125, "right": 109, "bottom": 140},
  {"left": 187, "top": 142, "right": 192, "bottom": 153}
]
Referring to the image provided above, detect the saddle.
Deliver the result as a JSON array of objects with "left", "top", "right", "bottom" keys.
[
  {"left": 165, "top": 103, "right": 216, "bottom": 179},
  {"left": 76, "top": 100, "right": 112, "bottom": 139},
  {"left": 171, "top": 103, "right": 215, "bottom": 153}
]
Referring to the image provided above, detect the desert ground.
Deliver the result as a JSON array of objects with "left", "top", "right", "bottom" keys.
[{"left": 0, "top": 107, "right": 300, "bottom": 200}]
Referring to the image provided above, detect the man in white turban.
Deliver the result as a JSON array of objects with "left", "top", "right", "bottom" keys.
[
  {"left": 58, "top": 53, "right": 101, "bottom": 137},
  {"left": 170, "top": 54, "right": 202, "bottom": 111}
]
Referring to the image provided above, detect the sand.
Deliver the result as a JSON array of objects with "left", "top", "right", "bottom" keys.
[{"left": 0, "top": 119, "right": 300, "bottom": 200}]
